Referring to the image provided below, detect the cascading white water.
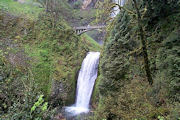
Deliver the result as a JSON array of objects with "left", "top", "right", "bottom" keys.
[
  {"left": 112, "top": 0, "right": 126, "bottom": 17},
  {"left": 65, "top": 52, "right": 100, "bottom": 115}
]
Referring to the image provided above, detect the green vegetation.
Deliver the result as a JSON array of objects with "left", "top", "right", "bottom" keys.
[
  {"left": 81, "top": 34, "right": 101, "bottom": 51},
  {"left": 0, "top": 51, "right": 54, "bottom": 119},
  {"left": 94, "top": 0, "right": 180, "bottom": 119},
  {"left": 0, "top": 0, "right": 100, "bottom": 119},
  {"left": 72, "top": 0, "right": 83, "bottom": 9},
  {"left": 1, "top": 0, "right": 179, "bottom": 119},
  {"left": 0, "top": 0, "right": 43, "bottom": 19}
]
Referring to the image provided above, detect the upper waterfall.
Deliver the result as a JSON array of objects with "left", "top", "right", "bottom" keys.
[
  {"left": 112, "top": 0, "right": 126, "bottom": 17},
  {"left": 65, "top": 52, "right": 100, "bottom": 115}
]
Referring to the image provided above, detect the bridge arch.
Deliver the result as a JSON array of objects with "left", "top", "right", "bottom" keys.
[{"left": 74, "top": 25, "right": 106, "bottom": 35}]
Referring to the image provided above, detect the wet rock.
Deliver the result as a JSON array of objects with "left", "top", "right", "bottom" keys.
[
  {"left": 17, "top": 0, "right": 26, "bottom": 4},
  {"left": 54, "top": 113, "right": 66, "bottom": 120},
  {"left": 0, "top": 76, "right": 3, "bottom": 81}
]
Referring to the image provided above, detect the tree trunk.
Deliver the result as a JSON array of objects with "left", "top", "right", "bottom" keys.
[{"left": 132, "top": 0, "right": 153, "bottom": 85}]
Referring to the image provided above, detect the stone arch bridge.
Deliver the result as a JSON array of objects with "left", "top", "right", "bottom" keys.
[{"left": 74, "top": 25, "right": 106, "bottom": 35}]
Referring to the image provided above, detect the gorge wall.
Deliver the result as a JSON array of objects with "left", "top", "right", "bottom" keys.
[
  {"left": 0, "top": 1, "right": 101, "bottom": 116},
  {"left": 82, "top": 0, "right": 97, "bottom": 9}
]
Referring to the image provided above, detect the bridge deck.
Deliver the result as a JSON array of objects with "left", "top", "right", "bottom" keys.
[
  {"left": 74, "top": 25, "right": 106, "bottom": 35},
  {"left": 74, "top": 25, "right": 106, "bottom": 30}
]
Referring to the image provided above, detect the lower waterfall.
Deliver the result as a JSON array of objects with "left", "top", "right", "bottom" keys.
[{"left": 65, "top": 52, "right": 100, "bottom": 115}]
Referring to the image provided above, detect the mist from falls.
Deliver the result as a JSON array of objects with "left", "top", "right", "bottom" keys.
[{"left": 65, "top": 52, "right": 100, "bottom": 115}]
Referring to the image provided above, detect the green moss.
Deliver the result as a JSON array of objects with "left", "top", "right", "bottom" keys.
[
  {"left": 0, "top": 0, "right": 43, "bottom": 19},
  {"left": 24, "top": 45, "right": 53, "bottom": 96},
  {"left": 91, "top": 74, "right": 102, "bottom": 106},
  {"left": 81, "top": 34, "right": 101, "bottom": 51}
]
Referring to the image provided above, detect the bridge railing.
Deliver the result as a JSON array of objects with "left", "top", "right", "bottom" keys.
[
  {"left": 74, "top": 25, "right": 106, "bottom": 35},
  {"left": 74, "top": 25, "right": 106, "bottom": 30}
]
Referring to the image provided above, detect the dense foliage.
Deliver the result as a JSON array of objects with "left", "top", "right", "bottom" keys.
[{"left": 94, "top": 0, "right": 180, "bottom": 119}]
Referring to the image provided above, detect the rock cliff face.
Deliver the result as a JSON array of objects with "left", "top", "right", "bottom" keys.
[
  {"left": 82, "top": 0, "right": 97, "bottom": 9},
  {"left": 17, "top": 0, "right": 25, "bottom": 3}
]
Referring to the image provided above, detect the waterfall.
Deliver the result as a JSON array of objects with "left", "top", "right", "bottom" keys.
[
  {"left": 112, "top": 0, "right": 126, "bottom": 17},
  {"left": 65, "top": 52, "right": 100, "bottom": 115}
]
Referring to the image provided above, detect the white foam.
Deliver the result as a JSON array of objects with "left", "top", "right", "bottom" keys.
[
  {"left": 65, "top": 106, "right": 89, "bottom": 115},
  {"left": 65, "top": 52, "right": 100, "bottom": 116}
]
